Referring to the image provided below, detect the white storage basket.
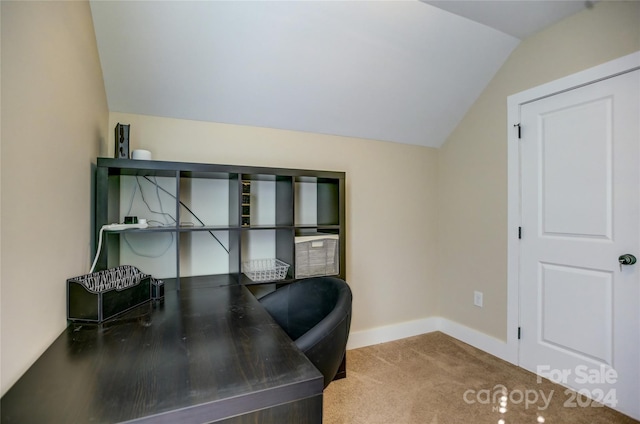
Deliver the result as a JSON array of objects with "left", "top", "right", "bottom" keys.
[
  {"left": 243, "top": 259, "right": 290, "bottom": 282},
  {"left": 295, "top": 234, "right": 339, "bottom": 278}
]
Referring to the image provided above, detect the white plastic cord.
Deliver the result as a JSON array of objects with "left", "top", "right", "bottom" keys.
[{"left": 89, "top": 225, "right": 106, "bottom": 274}]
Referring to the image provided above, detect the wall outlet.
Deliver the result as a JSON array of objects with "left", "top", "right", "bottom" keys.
[{"left": 474, "top": 291, "right": 483, "bottom": 307}]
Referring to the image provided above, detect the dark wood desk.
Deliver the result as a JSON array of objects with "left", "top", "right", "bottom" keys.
[{"left": 1, "top": 281, "right": 324, "bottom": 423}]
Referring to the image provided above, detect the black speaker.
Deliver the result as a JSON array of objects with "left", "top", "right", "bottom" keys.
[{"left": 114, "top": 123, "right": 130, "bottom": 159}]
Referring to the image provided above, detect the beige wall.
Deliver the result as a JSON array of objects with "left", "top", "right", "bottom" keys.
[
  {"left": 1, "top": 1, "right": 108, "bottom": 395},
  {"left": 437, "top": 1, "right": 640, "bottom": 340},
  {"left": 109, "top": 112, "right": 440, "bottom": 336}
]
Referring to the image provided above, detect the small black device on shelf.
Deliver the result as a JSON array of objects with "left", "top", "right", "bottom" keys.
[{"left": 114, "top": 123, "right": 130, "bottom": 159}]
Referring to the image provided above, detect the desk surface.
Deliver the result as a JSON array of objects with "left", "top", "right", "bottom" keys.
[{"left": 1, "top": 282, "right": 324, "bottom": 423}]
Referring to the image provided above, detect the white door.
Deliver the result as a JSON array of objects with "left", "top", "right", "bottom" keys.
[{"left": 519, "top": 69, "right": 640, "bottom": 419}]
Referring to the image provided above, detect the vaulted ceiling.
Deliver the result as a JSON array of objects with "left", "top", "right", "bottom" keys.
[{"left": 90, "top": 1, "right": 589, "bottom": 148}]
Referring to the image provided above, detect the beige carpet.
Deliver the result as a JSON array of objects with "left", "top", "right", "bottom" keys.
[{"left": 323, "top": 332, "right": 638, "bottom": 424}]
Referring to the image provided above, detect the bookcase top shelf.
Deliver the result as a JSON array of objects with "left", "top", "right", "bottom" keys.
[{"left": 97, "top": 157, "right": 345, "bottom": 180}]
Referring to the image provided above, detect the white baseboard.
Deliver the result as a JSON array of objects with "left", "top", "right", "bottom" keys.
[
  {"left": 347, "top": 317, "right": 441, "bottom": 350},
  {"left": 439, "top": 318, "right": 515, "bottom": 364},
  {"left": 348, "top": 317, "right": 516, "bottom": 365}
]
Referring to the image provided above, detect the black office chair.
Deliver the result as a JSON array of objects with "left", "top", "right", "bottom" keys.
[{"left": 258, "top": 276, "right": 352, "bottom": 388}]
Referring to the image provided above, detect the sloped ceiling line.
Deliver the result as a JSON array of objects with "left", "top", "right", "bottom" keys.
[{"left": 90, "top": 1, "right": 586, "bottom": 148}]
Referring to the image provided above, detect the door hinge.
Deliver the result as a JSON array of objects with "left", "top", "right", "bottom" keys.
[
  {"left": 514, "top": 123, "right": 521, "bottom": 139},
  {"left": 518, "top": 227, "right": 522, "bottom": 239},
  {"left": 518, "top": 327, "right": 521, "bottom": 340}
]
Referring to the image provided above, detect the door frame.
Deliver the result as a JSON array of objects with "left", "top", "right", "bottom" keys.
[{"left": 505, "top": 51, "right": 640, "bottom": 365}]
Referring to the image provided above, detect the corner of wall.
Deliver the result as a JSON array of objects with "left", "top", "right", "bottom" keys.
[{"left": 1, "top": 0, "right": 109, "bottom": 396}]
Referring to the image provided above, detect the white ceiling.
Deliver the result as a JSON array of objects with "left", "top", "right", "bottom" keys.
[
  {"left": 423, "top": 0, "right": 590, "bottom": 40},
  {"left": 90, "top": 1, "right": 589, "bottom": 148}
]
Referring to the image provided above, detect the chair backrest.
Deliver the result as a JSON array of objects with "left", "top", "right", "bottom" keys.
[{"left": 258, "top": 277, "right": 352, "bottom": 388}]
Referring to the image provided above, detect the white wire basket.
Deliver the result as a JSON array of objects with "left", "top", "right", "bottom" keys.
[{"left": 242, "top": 259, "right": 290, "bottom": 282}]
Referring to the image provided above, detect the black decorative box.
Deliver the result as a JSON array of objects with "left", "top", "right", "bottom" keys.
[{"left": 67, "top": 266, "right": 152, "bottom": 323}]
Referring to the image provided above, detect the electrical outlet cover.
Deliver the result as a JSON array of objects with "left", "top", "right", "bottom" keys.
[{"left": 474, "top": 291, "right": 483, "bottom": 307}]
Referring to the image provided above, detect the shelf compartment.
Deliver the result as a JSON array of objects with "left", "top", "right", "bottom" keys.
[
  {"left": 317, "top": 178, "right": 342, "bottom": 226},
  {"left": 294, "top": 177, "right": 342, "bottom": 227},
  {"left": 179, "top": 173, "right": 239, "bottom": 228},
  {"left": 240, "top": 174, "right": 293, "bottom": 227},
  {"left": 179, "top": 231, "right": 234, "bottom": 279},
  {"left": 240, "top": 227, "right": 295, "bottom": 285},
  {"left": 241, "top": 229, "right": 277, "bottom": 264},
  {"left": 117, "top": 174, "right": 179, "bottom": 228},
  {"left": 113, "top": 231, "right": 177, "bottom": 280}
]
